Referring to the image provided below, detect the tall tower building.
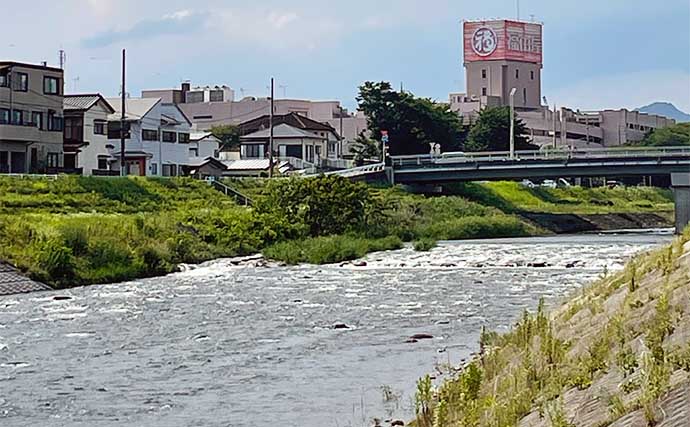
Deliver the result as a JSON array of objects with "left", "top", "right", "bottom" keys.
[{"left": 462, "top": 20, "right": 543, "bottom": 109}]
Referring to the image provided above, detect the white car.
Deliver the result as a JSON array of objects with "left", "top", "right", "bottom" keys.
[
  {"left": 520, "top": 179, "right": 536, "bottom": 188},
  {"left": 541, "top": 179, "right": 557, "bottom": 188},
  {"left": 433, "top": 151, "right": 469, "bottom": 164}
]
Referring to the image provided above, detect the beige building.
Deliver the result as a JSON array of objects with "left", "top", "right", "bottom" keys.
[
  {"left": 0, "top": 61, "right": 64, "bottom": 173},
  {"left": 452, "top": 20, "right": 675, "bottom": 148},
  {"left": 141, "top": 82, "right": 368, "bottom": 157}
]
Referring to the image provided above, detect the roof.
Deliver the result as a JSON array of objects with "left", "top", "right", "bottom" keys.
[
  {"left": 223, "top": 159, "right": 290, "bottom": 171},
  {"left": 186, "top": 156, "right": 226, "bottom": 169},
  {"left": 0, "top": 262, "right": 52, "bottom": 296},
  {"left": 106, "top": 97, "right": 161, "bottom": 122},
  {"left": 0, "top": 61, "right": 63, "bottom": 73},
  {"left": 190, "top": 131, "right": 219, "bottom": 142},
  {"left": 239, "top": 112, "right": 337, "bottom": 135},
  {"left": 240, "top": 123, "right": 324, "bottom": 141},
  {"left": 64, "top": 94, "right": 115, "bottom": 113}
]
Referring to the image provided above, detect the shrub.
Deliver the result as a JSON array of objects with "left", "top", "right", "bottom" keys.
[{"left": 413, "top": 238, "right": 437, "bottom": 252}]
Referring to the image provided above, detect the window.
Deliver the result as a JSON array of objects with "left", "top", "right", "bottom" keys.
[
  {"left": 64, "top": 117, "right": 82, "bottom": 140},
  {"left": 32, "top": 112, "right": 43, "bottom": 129},
  {"left": 243, "top": 144, "right": 263, "bottom": 158},
  {"left": 190, "top": 147, "right": 199, "bottom": 157},
  {"left": 186, "top": 91, "right": 204, "bottom": 103},
  {"left": 47, "top": 113, "right": 63, "bottom": 132},
  {"left": 16, "top": 73, "right": 28, "bottom": 91},
  {"left": 530, "top": 70, "right": 535, "bottom": 80},
  {"left": 193, "top": 115, "right": 213, "bottom": 120},
  {"left": 0, "top": 73, "right": 7, "bottom": 87},
  {"left": 162, "top": 164, "right": 178, "bottom": 177},
  {"left": 94, "top": 120, "right": 106, "bottom": 135},
  {"left": 482, "top": 69, "right": 487, "bottom": 79},
  {"left": 0, "top": 109, "right": 9, "bottom": 124},
  {"left": 162, "top": 131, "right": 177, "bottom": 143},
  {"left": 523, "top": 88, "right": 527, "bottom": 105},
  {"left": 142, "top": 129, "right": 159, "bottom": 141},
  {"left": 47, "top": 153, "right": 60, "bottom": 168},
  {"left": 481, "top": 87, "right": 487, "bottom": 96},
  {"left": 108, "top": 121, "right": 131, "bottom": 139},
  {"left": 209, "top": 90, "right": 224, "bottom": 102},
  {"left": 151, "top": 163, "right": 158, "bottom": 175},
  {"left": 44, "top": 76, "right": 60, "bottom": 95},
  {"left": 12, "top": 109, "right": 24, "bottom": 125},
  {"left": 178, "top": 133, "right": 190, "bottom": 143},
  {"left": 97, "top": 157, "right": 108, "bottom": 170},
  {"left": 515, "top": 69, "right": 519, "bottom": 79}
]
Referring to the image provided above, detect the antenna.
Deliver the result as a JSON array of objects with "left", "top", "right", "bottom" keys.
[
  {"left": 516, "top": 0, "right": 520, "bottom": 20},
  {"left": 59, "top": 49, "right": 66, "bottom": 69}
]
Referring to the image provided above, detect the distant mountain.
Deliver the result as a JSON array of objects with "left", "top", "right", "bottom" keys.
[{"left": 636, "top": 102, "right": 690, "bottom": 123}]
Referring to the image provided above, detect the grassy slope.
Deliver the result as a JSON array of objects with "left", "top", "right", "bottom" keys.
[
  {"left": 414, "top": 229, "right": 690, "bottom": 427},
  {"left": 448, "top": 182, "right": 674, "bottom": 215}
]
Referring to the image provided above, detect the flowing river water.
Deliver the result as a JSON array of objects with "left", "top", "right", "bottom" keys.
[{"left": 0, "top": 232, "right": 673, "bottom": 427}]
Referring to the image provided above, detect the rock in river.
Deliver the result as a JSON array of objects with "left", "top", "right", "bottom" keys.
[
  {"left": 333, "top": 323, "right": 350, "bottom": 330},
  {"left": 409, "top": 333, "right": 433, "bottom": 340}
]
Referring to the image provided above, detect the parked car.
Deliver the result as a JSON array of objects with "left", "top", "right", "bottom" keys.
[
  {"left": 557, "top": 178, "right": 572, "bottom": 187},
  {"left": 541, "top": 179, "right": 557, "bottom": 188},
  {"left": 520, "top": 179, "right": 536, "bottom": 188},
  {"left": 606, "top": 180, "right": 623, "bottom": 188},
  {"left": 433, "top": 151, "right": 469, "bottom": 164}
]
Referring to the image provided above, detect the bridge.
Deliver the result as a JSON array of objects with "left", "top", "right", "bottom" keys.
[{"left": 386, "top": 146, "right": 690, "bottom": 234}]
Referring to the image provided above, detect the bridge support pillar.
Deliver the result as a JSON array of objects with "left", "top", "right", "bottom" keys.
[{"left": 672, "top": 173, "right": 690, "bottom": 235}]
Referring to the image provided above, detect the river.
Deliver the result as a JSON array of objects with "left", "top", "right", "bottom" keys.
[{"left": 0, "top": 232, "right": 673, "bottom": 427}]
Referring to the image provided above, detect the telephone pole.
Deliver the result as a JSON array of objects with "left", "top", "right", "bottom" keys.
[
  {"left": 268, "top": 77, "right": 274, "bottom": 178},
  {"left": 120, "top": 49, "right": 127, "bottom": 176}
]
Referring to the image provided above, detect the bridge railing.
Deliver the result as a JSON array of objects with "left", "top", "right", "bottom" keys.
[{"left": 390, "top": 146, "right": 690, "bottom": 167}]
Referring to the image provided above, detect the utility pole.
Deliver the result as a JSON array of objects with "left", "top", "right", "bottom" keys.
[
  {"left": 552, "top": 104, "right": 557, "bottom": 149},
  {"left": 120, "top": 49, "right": 127, "bottom": 176},
  {"left": 268, "top": 77, "right": 274, "bottom": 178},
  {"left": 509, "top": 88, "right": 517, "bottom": 160},
  {"left": 339, "top": 105, "right": 344, "bottom": 158}
]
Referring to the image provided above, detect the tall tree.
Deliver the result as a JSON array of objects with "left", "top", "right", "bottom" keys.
[
  {"left": 632, "top": 123, "right": 690, "bottom": 146},
  {"left": 349, "top": 132, "right": 381, "bottom": 166},
  {"left": 465, "top": 106, "right": 536, "bottom": 152},
  {"left": 209, "top": 124, "right": 241, "bottom": 151},
  {"left": 357, "top": 82, "right": 465, "bottom": 155}
]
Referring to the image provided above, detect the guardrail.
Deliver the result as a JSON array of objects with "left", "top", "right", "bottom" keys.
[
  {"left": 390, "top": 146, "right": 690, "bottom": 167},
  {"left": 208, "top": 180, "right": 253, "bottom": 206}
]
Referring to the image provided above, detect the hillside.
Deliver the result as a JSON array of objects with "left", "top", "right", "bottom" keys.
[
  {"left": 414, "top": 229, "right": 690, "bottom": 426},
  {"left": 637, "top": 102, "right": 690, "bottom": 123}
]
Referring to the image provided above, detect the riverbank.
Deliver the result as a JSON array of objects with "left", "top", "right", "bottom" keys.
[
  {"left": 0, "top": 176, "right": 533, "bottom": 288},
  {"left": 412, "top": 228, "right": 690, "bottom": 426},
  {"left": 0, "top": 175, "right": 675, "bottom": 289}
]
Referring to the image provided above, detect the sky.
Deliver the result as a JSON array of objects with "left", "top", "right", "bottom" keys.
[{"left": 2, "top": 0, "right": 689, "bottom": 112}]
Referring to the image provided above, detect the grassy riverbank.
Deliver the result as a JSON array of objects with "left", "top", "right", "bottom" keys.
[
  {"left": 0, "top": 175, "right": 532, "bottom": 288},
  {"left": 413, "top": 229, "right": 690, "bottom": 426}
]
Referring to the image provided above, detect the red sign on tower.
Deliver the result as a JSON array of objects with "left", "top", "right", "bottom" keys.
[{"left": 463, "top": 20, "right": 543, "bottom": 64}]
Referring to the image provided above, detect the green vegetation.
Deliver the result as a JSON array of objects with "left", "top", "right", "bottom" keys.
[
  {"left": 413, "top": 238, "right": 437, "bottom": 252},
  {"left": 447, "top": 181, "right": 674, "bottom": 215},
  {"left": 630, "top": 122, "right": 690, "bottom": 147},
  {"left": 357, "top": 81, "right": 466, "bottom": 155},
  {"left": 465, "top": 106, "right": 538, "bottom": 152},
  {"left": 0, "top": 175, "right": 532, "bottom": 288},
  {"left": 412, "top": 228, "right": 690, "bottom": 426}
]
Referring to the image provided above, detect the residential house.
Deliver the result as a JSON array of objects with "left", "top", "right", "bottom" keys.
[
  {"left": 63, "top": 94, "right": 115, "bottom": 175},
  {"left": 182, "top": 156, "right": 227, "bottom": 179},
  {"left": 0, "top": 61, "right": 64, "bottom": 173},
  {"left": 190, "top": 131, "right": 223, "bottom": 159},
  {"left": 238, "top": 112, "right": 340, "bottom": 165},
  {"left": 105, "top": 98, "right": 191, "bottom": 176},
  {"left": 222, "top": 159, "right": 292, "bottom": 177}
]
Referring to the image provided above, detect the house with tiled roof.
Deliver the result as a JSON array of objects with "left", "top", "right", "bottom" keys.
[
  {"left": 63, "top": 94, "right": 115, "bottom": 175},
  {"left": 238, "top": 112, "right": 341, "bottom": 164}
]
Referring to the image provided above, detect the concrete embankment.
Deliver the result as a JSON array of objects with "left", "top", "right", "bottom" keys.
[{"left": 521, "top": 212, "right": 673, "bottom": 234}]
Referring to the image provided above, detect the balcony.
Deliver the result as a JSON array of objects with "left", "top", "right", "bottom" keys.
[{"left": 0, "top": 122, "right": 62, "bottom": 144}]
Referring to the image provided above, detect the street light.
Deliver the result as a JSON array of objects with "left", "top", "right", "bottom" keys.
[{"left": 509, "top": 87, "right": 517, "bottom": 160}]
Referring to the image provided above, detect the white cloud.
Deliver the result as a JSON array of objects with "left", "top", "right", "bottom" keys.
[
  {"left": 267, "top": 12, "right": 299, "bottom": 30},
  {"left": 547, "top": 69, "right": 690, "bottom": 113}
]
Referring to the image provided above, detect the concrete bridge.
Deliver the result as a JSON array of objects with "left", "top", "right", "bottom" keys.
[{"left": 386, "top": 146, "right": 690, "bottom": 233}]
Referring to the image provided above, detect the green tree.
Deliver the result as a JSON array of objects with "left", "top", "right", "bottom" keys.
[
  {"left": 633, "top": 123, "right": 690, "bottom": 146},
  {"left": 465, "top": 106, "right": 537, "bottom": 152},
  {"left": 349, "top": 132, "right": 381, "bottom": 166},
  {"left": 357, "top": 81, "right": 466, "bottom": 155},
  {"left": 209, "top": 124, "right": 241, "bottom": 151}
]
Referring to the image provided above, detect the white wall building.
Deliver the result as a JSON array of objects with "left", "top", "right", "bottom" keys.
[
  {"left": 105, "top": 98, "right": 191, "bottom": 176},
  {"left": 63, "top": 94, "right": 115, "bottom": 175}
]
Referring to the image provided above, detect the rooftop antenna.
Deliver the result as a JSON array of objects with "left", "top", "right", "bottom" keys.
[
  {"left": 516, "top": 0, "right": 520, "bottom": 21},
  {"left": 59, "top": 49, "right": 66, "bottom": 69}
]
